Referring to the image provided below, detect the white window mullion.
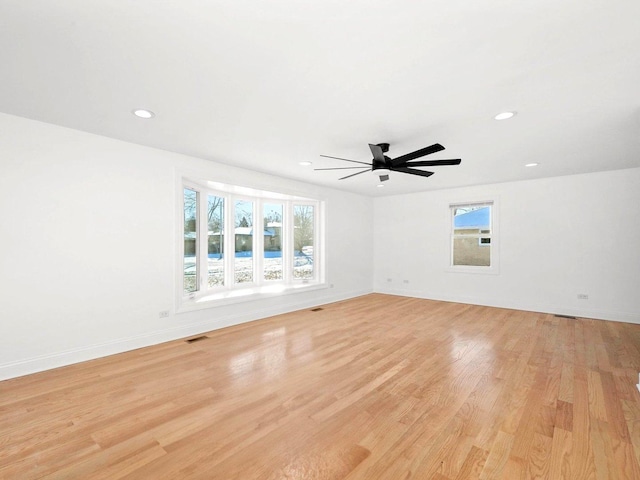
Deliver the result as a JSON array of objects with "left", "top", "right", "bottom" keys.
[
  {"left": 313, "top": 200, "right": 320, "bottom": 282},
  {"left": 198, "top": 188, "right": 209, "bottom": 293},
  {"left": 224, "top": 194, "right": 235, "bottom": 289},
  {"left": 316, "top": 200, "right": 325, "bottom": 284},
  {"left": 254, "top": 198, "right": 264, "bottom": 286},
  {"left": 282, "top": 201, "right": 293, "bottom": 283}
]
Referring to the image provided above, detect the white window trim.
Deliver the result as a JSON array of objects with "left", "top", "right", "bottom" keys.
[
  {"left": 177, "top": 176, "right": 326, "bottom": 312},
  {"left": 446, "top": 199, "right": 499, "bottom": 275}
]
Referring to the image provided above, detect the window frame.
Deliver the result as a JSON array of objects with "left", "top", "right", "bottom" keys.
[
  {"left": 205, "top": 192, "right": 226, "bottom": 289},
  {"left": 262, "top": 201, "right": 285, "bottom": 283},
  {"left": 447, "top": 199, "right": 499, "bottom": 275},
  {"left": 291, "top": 203, "right": 319, "bottom": 284},
  {"left": 182, "top": 187, "right": 200, "bottom": 295},
  {"left": 178, "top": 178, "right": 326, "bottom": 311},
  {"left": 232, "top": 197, "right": 257, "bottom": 286}
]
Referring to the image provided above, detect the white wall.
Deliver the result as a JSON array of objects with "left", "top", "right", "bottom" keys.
[
  {"left": 373, "top": 168, "right": 640, "bottom": 323},
  {"left": 0, "top": 113, "right": 374, "bottom": 380},
  {"left": 3, "top": 111, "right": 638, "bottom": 381}
]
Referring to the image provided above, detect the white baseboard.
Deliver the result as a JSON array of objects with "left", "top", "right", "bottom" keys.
[
  {"left": 373, "top": 286, "right": 640, "bottom": 324},
  {"left": 7, "top": 286, "right": 633, "bottom": 382},
  {"left": 0, "top": 288, "right": 372, "bottom": 382}
]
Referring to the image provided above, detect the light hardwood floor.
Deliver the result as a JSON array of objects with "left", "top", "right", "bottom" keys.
[{"left": 2, "top": 294, "right": 640, "bottom": 479}]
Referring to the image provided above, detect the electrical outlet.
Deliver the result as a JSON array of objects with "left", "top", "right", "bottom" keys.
[
  {"left": 159, "top": 310, "right": 170, "bottom": 318},
  {"left": 387, "top": 278, "right": 392, "bottom": 282},
  {"left": 577, "top": 294, "right": 589, "bottom": 300},
  {"left": 403, "top": 280, "right": 409, "bottom": 284}
]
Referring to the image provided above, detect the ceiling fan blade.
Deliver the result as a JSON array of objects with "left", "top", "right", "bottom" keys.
[
  {"left": 320, "top": 154, "right": 372, "bottom": 166},
  {"left": 392, "top": 167, "right": 435, "bottom": 178},
  {"left": 405, "top": 159, "right": 461, "bottom": 167},
  {"left": 339, "top": 169, "right": 370, "bottom": 180},
  {"left": 391, "top": 143, "right": 445, "bottom": 167},
  {"left": 379, "top": 174, "right": 390, "bottom": 182},
  {"left": 314, "top": 166, "right": 370, "bottom": 171},
  {"left": 369, "top": 144, "right": 386, "bottom": 163}
]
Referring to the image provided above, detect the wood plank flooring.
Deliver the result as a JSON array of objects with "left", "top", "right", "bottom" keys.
[{"left": 2, "top": 294, "right": 640, "bottom": 479}]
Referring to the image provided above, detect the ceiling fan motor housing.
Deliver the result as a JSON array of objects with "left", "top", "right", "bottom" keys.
[
  {"left": 372, "top": 158, "right": 391, "bottom": 171},
  {"left": 372, "top": 143, "right": 392, "bottom": 170}
]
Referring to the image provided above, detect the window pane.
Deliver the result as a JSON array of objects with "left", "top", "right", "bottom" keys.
[
  {"left": 453, "top": 205, "right": 491, "bottom": 235},
  {"left": 234, "top": 200, "right": 253, "bottom": 284},
  {"left": 207, "top": 195, "right": 224, "bottom": 287},
  {"left": 264, "top": 203, "right": 283, "bottom": 281},
  {"left": 183, "top": 188, "right": 198, "bottom": 294},
  {"left": 293, "top": 205, "right": 314, "bottom": 280}
]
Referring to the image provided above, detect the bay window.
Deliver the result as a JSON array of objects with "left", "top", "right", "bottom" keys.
[{"left": 181, "top": 179, "right": 324, "bottom": 306}]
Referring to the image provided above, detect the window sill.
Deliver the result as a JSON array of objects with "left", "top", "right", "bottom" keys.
[
  {"left": 177, "top": 281, "right": 327, "bottom": 313},
  {"left": 446, "top": 265, "right": 500, "bottom": 275}
]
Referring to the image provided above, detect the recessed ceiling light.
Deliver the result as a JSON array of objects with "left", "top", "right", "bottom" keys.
[
  {"left": 525, "top": 163, "right": 539, "bottom": 167},
  {"left": 494, "top": 111, "right": 516, "bottom": 120},
  {"left": 132, "top": 109, "right": 155, "bottom": 119},
  {"left": 376, "top": 184, "right": 385, "bottom": 188},
  {"left": 298, "top": 161, "right": 312, "bottom": 166}
]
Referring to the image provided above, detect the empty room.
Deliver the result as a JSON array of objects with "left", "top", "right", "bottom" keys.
[{"left": 1, "top": 1, "right": 640, "bottom": 479}]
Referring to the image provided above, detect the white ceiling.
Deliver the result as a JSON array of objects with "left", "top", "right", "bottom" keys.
[{"left": 1, "top": 1, "right": 639, "bottom": 196}]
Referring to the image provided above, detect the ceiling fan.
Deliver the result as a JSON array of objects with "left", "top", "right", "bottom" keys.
[{"left": 316, "top": 143, "right": 461, "bottom": 182}]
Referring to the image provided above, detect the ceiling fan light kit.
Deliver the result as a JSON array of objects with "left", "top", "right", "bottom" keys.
[{"left": 316, "top": 142, "right": 461, "bottom": 183}]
